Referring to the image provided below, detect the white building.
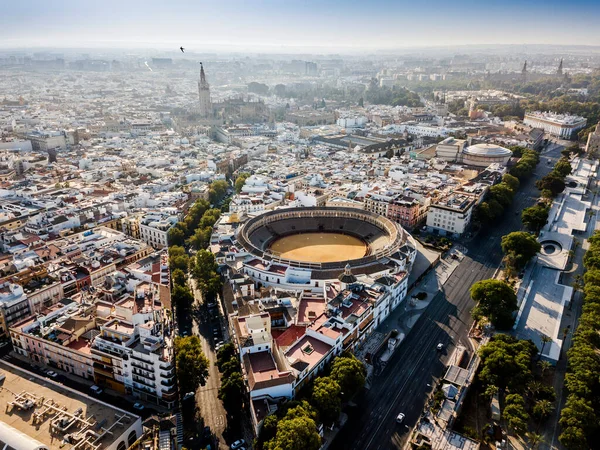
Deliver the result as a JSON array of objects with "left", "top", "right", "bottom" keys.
[
  {"left": 139, "top": 213, "right": 178, "bottom": 249},
  {"left": 524, "top": 111, "right": 587, "bottom": 139},
  {"left": 426, "top": 194, "right": 476, "bottom": 237}
]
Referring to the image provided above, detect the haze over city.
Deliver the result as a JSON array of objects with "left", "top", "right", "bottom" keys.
[{"left": 3, "top": 0, "right": 600, "bottom": 51}]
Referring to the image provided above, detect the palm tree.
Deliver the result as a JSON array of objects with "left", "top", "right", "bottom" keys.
[
  {"left": 539, "top": 334, "right": 552, "bottom": 360},
  {"left": 483, "top": 384, "right": 498, "bottom": 399},
  {"left": 538, "top": 360, "right": 552, "bottom": 378},
  {"left": 533, "top": 399, "right": 554, "bottom": 422},
  {"left": 528, "top": 381, "right": 544, "bottom": 400},
  {"left": 526, "top": 432, "right": 543, "bottom": 449}
]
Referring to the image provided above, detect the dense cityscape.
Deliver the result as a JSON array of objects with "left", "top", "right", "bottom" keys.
[{"left": 2, "top": 3, "right": 600, "bottom": 450}]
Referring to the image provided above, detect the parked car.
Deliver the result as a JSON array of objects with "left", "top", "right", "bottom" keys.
[
  {"left": 46, "top": 370, "right": 58, "bottom": 378},
  {"left": 396, "top": 413, "right": 405, "bottom": 424},
  {"left": 90, "top": 385, "right": 103, "bottom": 395},
  {"left": 183, "top": 392, "right": 195, "bottom": 401},
  {"left": 436, "top": 343, "right": 444, "bottom": 351},
  {"left": 231, "top": 439, "right": 246, "bottom": 450},
  {"left": 133, "top": 403, "right": 145, "bottom": 411}
]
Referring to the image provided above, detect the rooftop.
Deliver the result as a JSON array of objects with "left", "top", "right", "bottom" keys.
[{"left": 0, "top": 360, "right": 140, "bottom": 450}]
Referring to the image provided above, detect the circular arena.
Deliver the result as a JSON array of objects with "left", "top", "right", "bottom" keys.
[{"left": 237, "top": 207, "right": 412, "bottom": 271}]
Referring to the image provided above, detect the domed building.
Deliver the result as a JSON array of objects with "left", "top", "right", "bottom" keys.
[
  {"left": 462, "top": 143, "right": 512, "bottom": 167},
  {"left": 435, "top": 138, "right": 512, "bottom": 167}
]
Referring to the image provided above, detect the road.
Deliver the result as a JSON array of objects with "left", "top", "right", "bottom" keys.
[
  {"left": 331, "top": 144, "right": 564, "bottom": 450},
  {"left": 188, "top": 279, "right": 230, "bottom": 450}
]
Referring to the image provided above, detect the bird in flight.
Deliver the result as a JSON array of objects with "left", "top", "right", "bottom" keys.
[{"left": 180, "top": 46, "right": 185, "bottom": 53}]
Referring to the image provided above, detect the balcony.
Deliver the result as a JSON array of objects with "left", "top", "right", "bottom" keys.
[
  {"left": 130, "top": 359, "right": 153, "bottom": 371},
  {"left": 132, "top": 369, "right": 155, "bottom": 381},
  {"left": 159, "top": 362, "right": 174, "bottom": 371},
  {"left": 132, "top": 375, "right": 155, "bottom": 388},
  {"left": 161, "top": 388, "right": 178, "bottom": 402},
  {"left": 160, "top": 378, "right": 175, "bottom": 387},
  {"left": 160, "top": 368, "right": 175, "bottom": 378}
]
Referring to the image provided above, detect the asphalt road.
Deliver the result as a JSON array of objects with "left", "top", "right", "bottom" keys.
[
  {"left": 331, "top": 144, "right": 564, "bottom": 450},
  {"left": 188, "top": 279, "right": 230, "bottom": 450}
]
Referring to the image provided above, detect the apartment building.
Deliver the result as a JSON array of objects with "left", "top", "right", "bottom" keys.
[
  {"left": 138, "top": 213, "right": 178, "bottom": 249},
  {"left": 10, "top": 281, "right": 177, "bottom": 408},
  {"left": 426, "top": 193, "right": 477, "bottom": 237}
]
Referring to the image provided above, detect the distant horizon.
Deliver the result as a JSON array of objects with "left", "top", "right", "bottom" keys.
[
  {"left": 3, "top": 43, "right": 600, "bottom": 58},
  {"left": 2, "top": 0, "right": 600, "bottom": 53}
]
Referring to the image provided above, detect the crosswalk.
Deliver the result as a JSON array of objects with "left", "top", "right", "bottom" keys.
[{"left": 176, "top": 412, "right": 184, "bottom": 444}]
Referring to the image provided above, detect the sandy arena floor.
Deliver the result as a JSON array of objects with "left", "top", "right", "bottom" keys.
[{"left": 269, "top": 232, "right": 366, "bottom": 263}]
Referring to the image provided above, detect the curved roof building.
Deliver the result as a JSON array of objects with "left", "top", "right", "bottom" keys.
[{"left": 462, "top": 143, "right": 512, "bottom": 167}]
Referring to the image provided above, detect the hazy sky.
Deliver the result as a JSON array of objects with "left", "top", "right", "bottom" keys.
[{"left": 2, "top": 0, "right": 600, "bottom": 52}]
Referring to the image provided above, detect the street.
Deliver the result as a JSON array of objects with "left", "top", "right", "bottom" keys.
[
  {"left": 188, "top": 279, "right": 230, "bottom": 450},
  {"left": 331, "top": 143, "right": 565, "bottom": 450}
]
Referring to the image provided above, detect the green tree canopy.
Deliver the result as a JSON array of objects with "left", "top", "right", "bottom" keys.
[
  {"left": 554, "top": 157, "right": 573, "bottom": 178},
  {"left": 503, "top": 394, "right": 529, "bottom": 436},
  {"left": 235, "top": 172, "right": 251, "bottom": 193},
  {"left": 478, "top": 334, "right": 537, "bottom": 392},
  {"left": 502, "top": 173, "right": 520, "bottom": 192},
  {"left": 172, "top": 284, "right": 194, "bottom": 309},
  {"left": 171, "top": 268, "right": 187, "bottom": 287},
  {"left": 521, "top": 205, "right": 550, "bottom": 233},
  {"left": 209, "top": 180, "right": 229, "bottom": 204},
  {"left": 218, "top": 371, "right": 245, "bottom": 414},
  {"left": 266, "top": 408, "right": 321, "bottom": 450},
  {"left": 193, "top": 250, "right": 222, "bottom": 294},
  {"left": 167, "top": 225, "right": 186, "bottom": 247},
  {"left": 311, "top": 376, "right": 342, "bottom": 426},
  {"left": 501, "top": 231, "right": 541, "bottom": 270},
  {"left": 330, "top": 355, "right": 366, "bottom": 399},
  {"left": 536, "top": 173, "right": 566, "bottom": 196},
  {"left": 175, "top": 336, "right": 209, "bottom": 394},
  {"left": 168, "top": 245, "right": 190, "bottom": 272},
  {"left": 489, "top": 183, "right": 515, "bottom": 208},
  {"left": 470, "top": 280, "right": 518, "bottom": 330}
]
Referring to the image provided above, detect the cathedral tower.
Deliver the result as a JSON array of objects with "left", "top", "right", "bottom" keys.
[{"left": 198, "top": 62, "right": 212, "bottom": 118}]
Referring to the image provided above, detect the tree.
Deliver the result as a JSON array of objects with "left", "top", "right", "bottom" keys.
[
  {"left": 209, "top": 180, "right": 229, "bottom": 204},
  {"left": 521, "top": 205, "right": 549, "bottom": 233},
  {"left": 167, "top": 226, "right": 186, "bottom": 247},
  {"left": 193, "top": 250, "right": 222, "bottom": 294},
  {"left": 533, "top": 399, "right": 554, "bottom": 421},
  {"left": 478, "top": 335, "right": 537, "bottom": 392},
  {"left": 216, "top": 343, "right": 236, "bottom": 369},
  {"left": 559, "top": 396, "right": 598, "bottom": 437},
  {"left": 175, "top": 336, "right": 209, "bottom": 394},
  {"left": 540, "top": 189, "right": 554, "bottom": 200},
  {"left": 184, "top": 199, "right": 210, "bottom": 232},
  {"left": 489, "top": 183, "right": 515, "bottom": 208},
  {"left": 502, "top": 173, "right": 520, "bottom": 192},
  {"left": 539, "top": 334, "right": 552, "bottom": 360},
  {"left": 168, "top": 245, "right": 190, "bottom": 272},
  {"left": 559, "top": 426, "right": 589, "bottom": 450},
  {"left": 267, "top": 412, "right": 321, "bottom": 450},
  {"left": 218, "top": 371, "right": 245, "bottom": 414},
  {"left": 172, "top": 284, "right": 194, "bottom": 308},
  {"left": 311, "top": 376, "right": 342, "bottom": 426},
  {"left": 554, "top": 157, "right": 573, "bottom": 177},
  {"left": 526, "top": 432, "right": 543, "bottom": 449},
  {"left": 503, "top": 394, "right": 529, "bottom": 436},
  {"left": 235, "top": 172, "right": 251, "bottom": 193},
  {"left": 187, "top": 226, "right": 212, "bottom": 250},
  {"left": 501, "top": 231, "right": 541, "bottom": 270},
  {"left": 536, "top": 173, "right": 565, "bottom": 196},
  {"left": 470, "top": 280, "right": 518, "bottom": 330},
  {"left": 171, "top": 268, "right": 187, "bottom": 287},
  {"left": 330, "top": 355, "right": 366, "bottom": 399}
]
